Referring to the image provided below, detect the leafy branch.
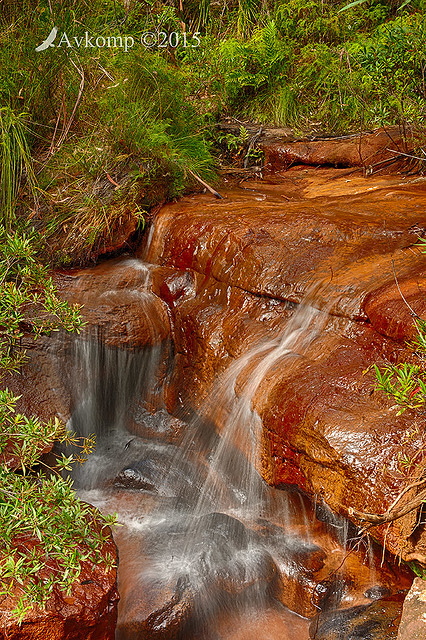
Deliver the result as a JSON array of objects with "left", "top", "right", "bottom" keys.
[{"left": 374, "top": 361, "right": 426, "bottom": 415}]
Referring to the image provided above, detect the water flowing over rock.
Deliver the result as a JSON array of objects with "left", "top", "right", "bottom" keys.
[
  {"left": 54, "top": 257, "right": 171, "bottom": 348},
  {"left": 141, "top": 168, "right": 426, "bottom": 562},
  {"left": 8, "top": 166, "right": 426, "bottom": 639},
  {"left": 309, "top": 595, "right": 404, "bottom": 640}
]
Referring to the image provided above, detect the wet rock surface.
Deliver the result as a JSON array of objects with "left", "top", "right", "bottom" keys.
[
  {"left": 260, "top": 127, "right": 413, "bottom": 171},
  {"left": 54, "top": 257, "right": 171, "bottom": 348},
  {"left": 142, "top": 168, "right": 426, "bottom": 563},
  {"left": 143, "top": 169, "right": 426, "bottom": 319},
  {"left": 364, "top": 271, "right": 426, "bottom": 342},
  {"left": 88, "top": 443, "right": 411, "bottom": 638},
  {"left": 7, "top": 166, "right": 426, "bottom": 639},
  {"left": 79, "top": 424, "right": 412, "bottom": 635},
  {"left": 0, "top": 532, "right": 118, "bottom": 640},
  {"left": 397, "top": 577, "right": 426, "bottom": 640},
  {"left": 309, "top": 595, "right": 404, "bottom": 640},
  {"left": 114, "top": 511, "right": 280, "bottom": 640}
]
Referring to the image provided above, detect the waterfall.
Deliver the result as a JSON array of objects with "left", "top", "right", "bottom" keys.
[
  {"left": 62, "top": 263, "right": 395, "bottom": 640},
  {"left": 181, "top": 296, "right": 329, "bottom": 521}
]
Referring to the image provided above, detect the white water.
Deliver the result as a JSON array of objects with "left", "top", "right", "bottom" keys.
[
  {"left": 185, "top": 297, "right": 329, "bottom": 521},
  {"left": 62, "top": 264, "right": 391, "bottom": 640}
]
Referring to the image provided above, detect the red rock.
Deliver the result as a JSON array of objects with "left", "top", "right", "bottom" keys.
[
  {"left": 55, "top": 257, "right": 170, "bottom": 348},
  {"left": 364, "top": 272, "right": 426, "bottom": 342},
  {"left": 7, "top": 167, "right": 426, "bottom": 628},
  {"left": 310, "top": 595, "right": 404, "bottom": 640},
  {"left": 143, "top": 171, "right": 426, "bottom": 320},
  {"left": 260, "top": 127, "right": 414, "bottom": 171},
  {"left": 0, "top": 530, "right": 118, "bottom": 640},
  {"left": 142, "top": 169, "right": 426, "bottom": 564}
]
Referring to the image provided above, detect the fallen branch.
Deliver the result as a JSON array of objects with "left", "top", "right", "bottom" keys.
[
  {"left": 349, "top": 485, "right": 426, "bottom": 526},
  {"left": 387, "top": 148, "right": 426, "bottom": 162},
  {"left": 106, "top": 173, "right": 120, "bottom": 189},
  {"left": 186, "top": 168, "right": 223, "bottom": 199}
]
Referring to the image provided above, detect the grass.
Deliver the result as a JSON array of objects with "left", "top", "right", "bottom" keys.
[
  {"left": 0, "top": 107, "right": 37, "bottom": 230},
  {"left": 1, "top": 1, "right": 424, "bottom": 264}
]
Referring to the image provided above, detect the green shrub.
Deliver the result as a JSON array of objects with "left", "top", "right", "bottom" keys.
[
  {"left": 0, "top": 466, "right": 116, "bottom": 623},
  {"left": 0, "top": 227, "right": 117, "bottom": 621}
]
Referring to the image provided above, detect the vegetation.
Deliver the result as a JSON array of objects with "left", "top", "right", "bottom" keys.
[
  {"left": 374, "top": 241, "right": 426, "bottom": 416},
  {"left": 0, "top": 0, "right": 425, "bottom": 621},
  {"left": 0, "top": 468, "right": 116, "bottom": 622},
  {"left": 354, "top": 238, "right": 426, "bottom": 572},
  {"left": 375, "top": 334, "right": 426, "bottom": 416},
  {"left": 0, "top": 223, "right": 118, "bottom": 620},
  {"left": 1, "top": 0, "right": 424, "bottom": 263},
  {"left": 0, "top": 106, "right": 117, "bottom": 619},
  {"left": 188, "top": 0, "right": 425, "bottom": 133}
]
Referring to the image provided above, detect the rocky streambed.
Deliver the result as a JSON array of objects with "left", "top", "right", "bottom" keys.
[{"left": 7, "top": 164, "right": 426, "bottom": 638}]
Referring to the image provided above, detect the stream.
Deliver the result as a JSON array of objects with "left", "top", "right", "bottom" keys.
[
  {"left": 48, "top": 168, "right": 426, "bottom": 639},
  {"left": 67, "top": 304, "right": 405, "bottom": 640}
]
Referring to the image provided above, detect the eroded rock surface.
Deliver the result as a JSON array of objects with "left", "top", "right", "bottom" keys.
[
  {"left": 261, "top": 127, "right": 414, "bottom": 171},
  {"left": 7, "top": 166, "right": 426, "bottom": 638},
  {"left": 0, "top": 531, "right": 118, "bottom": 640},
  {"left": 142, "top": 168, "right": 426, "bottom": 563},
  {"left": 397, "top": 577, "right": 426, "bottom": 640},
  {"left": 309, "top": 595, "right": 404, "bottom": 640},
  {"left": 54, "top": 257, "right": 170, "bottom": 348}
]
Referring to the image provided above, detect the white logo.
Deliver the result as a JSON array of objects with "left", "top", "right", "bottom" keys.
[
  {"left": 35, "top": 26, "right": 58, "bottom": 52},
  {"left": 35, "top": 28, "right": 200, "bottom": 53}
]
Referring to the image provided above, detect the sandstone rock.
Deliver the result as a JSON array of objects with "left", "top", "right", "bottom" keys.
[
  {"left": 143, "top": 169, "right": 426, "bottom": 563},
  {"left": 7, "top": 167, "right": 426, "bottom": 637},
  {"left": 143, "top": 173, "right": 426, "bottom": 320},
  {"left": 309, "top": 595, "right": 404, "bottom": 640},
  {"left": 127, "top": 408, "right": 186, "bottom": 444},
  {"left": 1, "top": 257, "right": 173, "bottom": 435},
  {"left": 55, "top": 257, "right": 171, "bottom": 348},
  {"left": 1, "top": 334, "right": 71, "bottom": 425},
  {"left": 261, "top": 127, "right": 413, "bottom": 171},
  {"left": 115, "top": 513, "right": 280, "bottom": 639},
  {"left": 364, "top": 586, "right": 392, "bottom": 600},
  {"left": 116, "top": 574, "right": 194, "bottom": 640},
  {"left": 0, "top": 532, "right": 118, "bottom": 640},
  {"left": 397, "top": 577, "right": 426, "bottom": 640},
  {"left": 112, "top": 438, "right": 209, "bottom": 501},
  {"left": 364, "top": 271, "right": 426, "bottom": 342}
]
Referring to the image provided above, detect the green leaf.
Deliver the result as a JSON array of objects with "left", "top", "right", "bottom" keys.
[{"left": 338, "top": 0, "right": 368, "bottom": 12}]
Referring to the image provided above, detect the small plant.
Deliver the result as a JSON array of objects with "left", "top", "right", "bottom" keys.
[
  {"left": 374, "top": 359, "right": 426, "bottom": 415},
  {"left": 374, "top": 238, "right": 426, "bottom": 415},
  {"left": 0, "top": 228, "right": 83, "bottom": 375},
  {"left": 0, "top": 466, "right": 117, "bottom": 623},
  {"left": 0, "top": 107, "right": 37, "bottom": 229},
  {"left": 0, "top": 226, "right": 116, "bottom": 622}
]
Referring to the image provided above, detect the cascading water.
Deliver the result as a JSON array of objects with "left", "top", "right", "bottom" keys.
[
  {"left": 140, "top": 296, "right": 332, "bottom": 638},
  {"left": 62, "top": 258, "right": 405, "bottom": 640}
]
